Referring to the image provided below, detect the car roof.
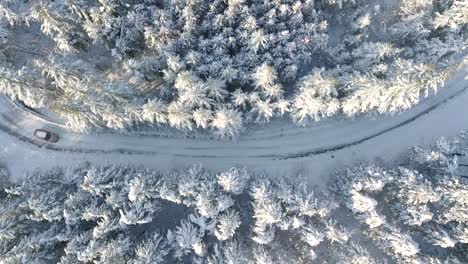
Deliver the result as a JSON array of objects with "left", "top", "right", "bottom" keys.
[{"left": 35, "top": 130, "right": 48, "bottom": 138}]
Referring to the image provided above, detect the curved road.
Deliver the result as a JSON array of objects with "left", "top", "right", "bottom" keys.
[{"left": 0, "top": 63, "right": 467, "bottom": 180}]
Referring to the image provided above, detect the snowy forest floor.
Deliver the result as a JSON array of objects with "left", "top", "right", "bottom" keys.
[{"left": 0, "top": 60, "right": 467, "bottom": 183}]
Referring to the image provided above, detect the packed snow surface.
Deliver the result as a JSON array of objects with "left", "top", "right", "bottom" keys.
[{"left": 0, "top": 63, "right": 467, "bottom": 183}]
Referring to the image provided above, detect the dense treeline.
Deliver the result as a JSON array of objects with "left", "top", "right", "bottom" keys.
[
  {"left": 1, "top": 134, "right": 468, "bottom": 263},
  {"left": 0, "top": 0, "right": 466, "bottom": 138}
]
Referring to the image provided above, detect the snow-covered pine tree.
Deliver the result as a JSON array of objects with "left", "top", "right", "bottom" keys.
[
  {"left": 433, "top": 0, "right": 468, "bottom": 31},
  {"left": 291, "top": 68, "right": 340, "bottom": 125},
  {"left": 132, "top": 233, "right": 171, "bottom": 264},
  {"left": 217, "top": 167, "right": 249, "bottom": 195},
  {"left": 214, "top": 209, "right": 241, "bottom": 241},
  {"left": 30, "top": 2, "right": 86, "bottom": 53},
  {"left": 0, "top": 65, "right": 50, "bottom": 108},
  {"left": 141, "top": 98, "right": 167, "bottom": 125},
  {"left": 211, "top": 108, "right": 243, "bottom": 139}
]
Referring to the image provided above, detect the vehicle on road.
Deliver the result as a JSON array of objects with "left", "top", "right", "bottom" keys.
[{"left": 34, "top": 129, "right": 59, "bottom": 143}]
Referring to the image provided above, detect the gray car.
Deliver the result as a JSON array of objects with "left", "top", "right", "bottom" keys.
[{"left": 34, "top": 129, "right": 60, "bottom": 143}]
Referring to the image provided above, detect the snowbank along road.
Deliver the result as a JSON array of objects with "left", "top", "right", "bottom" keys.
[{"left": 0, "top": 63, "right": 467, "bottom": 180}]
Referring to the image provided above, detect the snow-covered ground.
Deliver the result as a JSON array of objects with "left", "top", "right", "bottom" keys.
[{"left": 0, "top": 62, "right": 467, "bottom": 184}]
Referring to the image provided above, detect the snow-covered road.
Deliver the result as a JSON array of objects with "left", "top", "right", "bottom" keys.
[{"left": 1, "top": 63, "right": 467, "bottom": 182}]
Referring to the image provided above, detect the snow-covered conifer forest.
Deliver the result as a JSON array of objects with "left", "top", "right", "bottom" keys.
[
  {"left": 0, "top": 0, "right": 466, "bottom": 138},
  {"left": 1, "top": 0, "right": 468, "bottom": 262},
  {"left": 1, "top": 134, "right": 468, "bottom": 263}
]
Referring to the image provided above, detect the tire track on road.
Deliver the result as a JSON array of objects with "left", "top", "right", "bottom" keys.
[
  {"left": 277, "top": 86, "right": 468, "bottom": 160},
  {"left": 1, "top": 84, "right": 467, "bottom": 159}
]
